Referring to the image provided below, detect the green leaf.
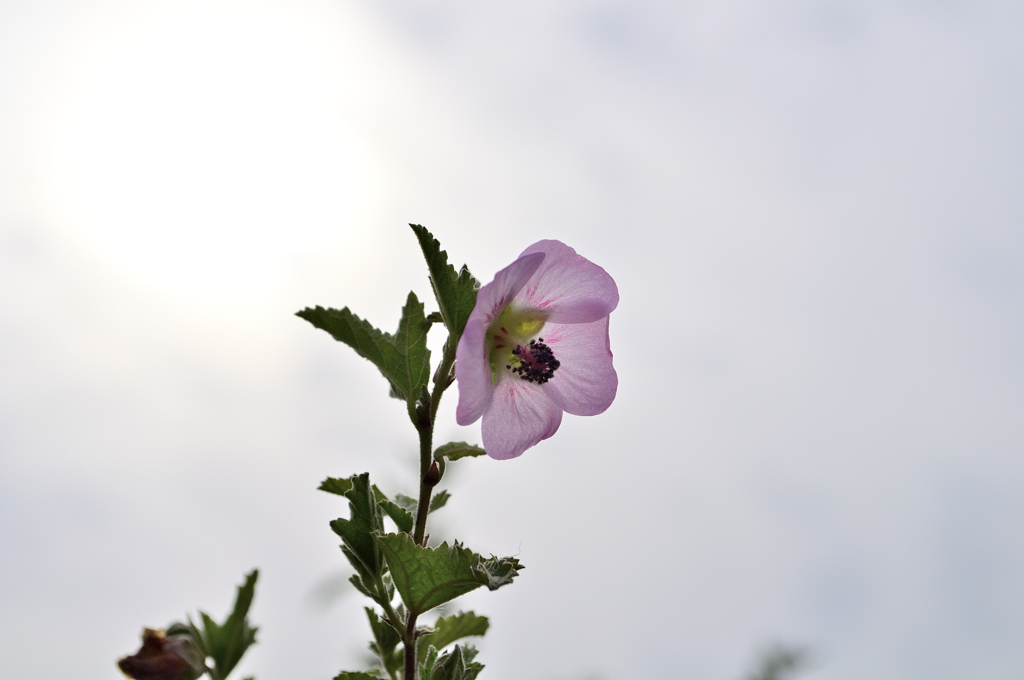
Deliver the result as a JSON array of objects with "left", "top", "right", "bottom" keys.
[
  {"left": 320, "top": 476, "right": 355, "bottom": 496},
  {"left": 296, "top": 292, "right": 431, "bottom": 403},
  {"left": 334, "top": 673, "right": 382, "bottom": 680},
  {"left": 410, "top": 225, "right": 479, "bottom": 343},
  {"left": 378, "top": 498, "right": 415, "bottom": 534},
  {"left": 393, "top": 494, "right": 418, "bottom": 514},
  {"left": 348, "top": 573, "right": 375, "bottom": 600},
  {"left": 193, "top": 570, "right": 259, "bottom": 680},
  {"left": 419, "top": 646, "right": 440, "bottom": 680},
  {"left": 165, "top": 621, "right": 203, "bottom": 648},
  {"left": 433, "top": 442, "right": 487, "bottom": 462},
  {"left": 418, "top": 612, "right": 489, "bottom": 663},
  {"left": 366, "top": 608, "right": 403, "bottom": 676},
  {"left": 429, "top": 490, "right": 451, "bottom": 514},
  {"left": 421, "top": 644, "right": 484, "bottom": 680},
  {"left": 369, "top": 485, "right": 415, "bottom": 535},
  {"left": 474, "top": 554, "right": 523, "bottom": 590},
  {"left": 330, "top": 474, "right": 386, "bottom": 588},
  {"left": 376, "top": 533, "right": 523, "bottom": 616}
]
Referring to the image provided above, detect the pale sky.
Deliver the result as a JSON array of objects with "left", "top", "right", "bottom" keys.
[{"left": 1, "top": 1, "right": 1023, "bottom": 679}]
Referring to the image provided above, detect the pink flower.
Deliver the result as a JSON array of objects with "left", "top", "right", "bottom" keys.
[{"left": 455, "top": 240, "right": 618, "bottom": 460}]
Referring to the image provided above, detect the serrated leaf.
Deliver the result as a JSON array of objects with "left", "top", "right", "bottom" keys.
[
  {"left": 418, "top": 612, "right": 489, "bottom": 663},
  {"left": 410, "top": 225, "right": 479, "bottom": 344},
  {"left": 320, "top": 476, "right": 355, "bottom": 496},
  {"left": 378, "top": 498, "right": 415, "bottom": 534},
  {"left": 348, "top": 573, "right": 375, "bottom": 600},
  {"left": 474, "top": 554, "right": 523, "bottom": 590},
  {"left": 459, "top": 645, "right": 480, "bottom": 665},
  {"left": 377, "top": 533, "right": 523, "bottom": 616},
  {"left": 419, "top": 646, "right": 440, "bottom": 680},
  {"left": 330, "top": 474, "right": 385, "bottom": 584},
  {"left": 394, "top": 494, "right": 418, "bottom": 514},
  {"left": 194, "top": 570, "right": 259, "bottom": 680},
  {"left": 296, "top": 292, "right": 431, "bottom": 403},
  {"left": 334, "top": 673, "right": 382, "bottom": 680},
  {"left": 366, "top": 608, "right": 403, "bottom": 676},
  {"left": 429, "top": 490, "right": 451, "bottom": 514},
  {"left": 433, "top": 442, "right": 487, "bottom": 462},
  {"left": 378, "top": 535, "right": 482, "bottom": 615},
  {"left": 423, "top": 644, "right": 484, "bottom": 680},
  {"left": 370, "top": 485, "right": 415, "bottom": 535},
  {"left": 198, "top": 610, "right": 219, "bottom": 648}
]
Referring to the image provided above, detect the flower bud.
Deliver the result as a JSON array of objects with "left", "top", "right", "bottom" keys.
[
  {"left": 423, "top": 460, "right": 442, "bottom": 487},
  {"left": 117, "top": 628, "right": 206, "bottom": 680}
]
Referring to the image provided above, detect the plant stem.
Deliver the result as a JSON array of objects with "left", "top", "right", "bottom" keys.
[
  {"left": 406, "top": 337, "right": 458, "bottom": 679},
  {"left": 406, "top": 395, "right": 433, "bottom": 680},
  {"left": 413, "top": 340, "right": 457, "bottom": 545},
  {"left": 413, "top": 424, "right": 433, "bottom": 546},
  {"left": 403, "top": 611, "right": 419, "bottom": 680},
  {"left": 429, "top": 340, "right": 457, "bottom": 425}
]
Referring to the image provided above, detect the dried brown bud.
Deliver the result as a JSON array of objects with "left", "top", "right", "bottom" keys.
[
  {"left": 423, "top": 460, "right": 442, "bottom": 487},
  {"left": 117, "top": 628, "right": 206, "bottom": 680}
]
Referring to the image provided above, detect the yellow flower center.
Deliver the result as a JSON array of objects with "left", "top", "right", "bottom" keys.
[{"left": 486, "top": 306, "right": 558, "bottom": 383}]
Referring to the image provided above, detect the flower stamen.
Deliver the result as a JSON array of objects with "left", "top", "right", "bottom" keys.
[{"left": 506, "top": 338, "right": 560, "bottom": 384}]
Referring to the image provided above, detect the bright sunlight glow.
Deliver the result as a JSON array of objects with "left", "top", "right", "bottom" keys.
[{"left": 55, "top": 2, "right": 360, "bottom": 300}]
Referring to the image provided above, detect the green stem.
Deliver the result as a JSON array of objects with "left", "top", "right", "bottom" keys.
[
  {"left": 412, "top": 424, "right": 433, "bottom": 546},
  {"left": 403, "top": 611, "right": 419, "bottom": 680},
  {"left": 429, "top": 340, "right": 457, "bottom": 424},
  {"left": 404, "top": 336, "right": 459, "bottom": 679},
  {"left": 412, "top": 340, "right": 457, "bottom": 545},
  {"left": 405, "top": 399, "right": 433, "bottom": 680}
]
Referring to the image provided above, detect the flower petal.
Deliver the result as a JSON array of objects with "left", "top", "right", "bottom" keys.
[
  {"left": 481, "top": 375, "right": 563, "bottom": 459},
  {"left": 515, "top": 240, "right": 618, "bottom": 324},
  {"left": 454, "top": 316, "right": 492, "bottom": 425},
  {"left": 474, "top": 251, "right": 546, "bottom": 324},
  {"left": 541, "top": 316, "right": 617, "bottom": 416},
  {"left": 455, "top": 251, "right": 545, "bottom": 426}
]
